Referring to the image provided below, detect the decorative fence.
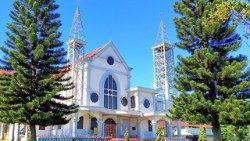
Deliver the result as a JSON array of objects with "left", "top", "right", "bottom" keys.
[
  {"left": 38, "top": 137, "right": 108, "bottom": 141},
  {"left": 37, "top": 137, "right": 191, "bottom": 141}
]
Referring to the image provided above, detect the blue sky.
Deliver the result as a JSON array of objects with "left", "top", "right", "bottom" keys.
[{"left": 0, "top": 0, "right": 249, "bottom": 88}]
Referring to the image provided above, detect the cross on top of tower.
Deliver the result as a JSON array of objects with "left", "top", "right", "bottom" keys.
[
  {"left": 155, "top": 14, "right": 168, "bottom": 45},
  {"left": 68, "top": 0, "right": 85, "bottom": 42}
]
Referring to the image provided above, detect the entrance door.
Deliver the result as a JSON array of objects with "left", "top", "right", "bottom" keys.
[
  {"left": 104, "top": 124, "right": 116, "bottom": 138},
  {"left": 104, "top": 118, "right": 116, "bottom": 138}
]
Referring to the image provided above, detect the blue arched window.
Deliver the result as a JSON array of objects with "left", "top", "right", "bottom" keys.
[
  {"left": 131, "top": 96, "right": 135, "bottom": 108},
  {"left": 148, "top": 120, "right": 152, "bottom": 132},
  {"left": 90, "top": 117, "right": 98, "bottom": 131},
  {"left": 77, "top": 116, "right": 84, "bottom": 129},
  {"left": 104, "top": 75, "right": 117, "bottom": 109}
]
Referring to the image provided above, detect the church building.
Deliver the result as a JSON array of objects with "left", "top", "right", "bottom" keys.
[
  {"left": 35, "top": 5, "right": 175, "bottom": 140},
  {"left": 0, "top": 3, "right": 184, "bottom": 141}
]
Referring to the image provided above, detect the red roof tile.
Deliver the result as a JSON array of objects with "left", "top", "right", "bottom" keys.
[
  {"left": 84, "top": 47, "right": 102, "bottom": 59},
  {"left": 172, "top": 121, "right": 212, "bottom": 128},
  {"left": 0, "top": 69, "right": 14, "bottom": 75},
  {"left": 0, "top": 48, "right": 102, "bottom": 75}
]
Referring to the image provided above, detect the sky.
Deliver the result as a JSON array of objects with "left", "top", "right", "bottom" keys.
[{"left": 0, "top": 0, "right": 249, "bottom": 88}]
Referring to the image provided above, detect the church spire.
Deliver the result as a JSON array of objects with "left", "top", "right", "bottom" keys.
[
  {"left": 155, "top": 14, "right": 168, "bottom": 45},
  {"left": 68, "top": 0, "right": 85, "bottom": 42}
]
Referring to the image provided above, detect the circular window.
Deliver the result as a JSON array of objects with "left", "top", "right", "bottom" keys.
[
  {"left": 90, "top": 93, "right": 98, "bottom": 103},
  {"left": 121, "top": 97, "right": 128, "bottom": 106},
  {"left": 144, "top": 99, "right": 150, "bottom": 108},
  {"left": 107, "top": 56, "right": 114, "bottom": 65}
]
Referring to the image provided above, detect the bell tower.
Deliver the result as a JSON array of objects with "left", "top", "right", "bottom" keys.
[
  {"left": 67, "top": 2, "right": 85, "bottom": 105},
  {"left": 153, "top": 17, "right": 175, "bottom": 111},
  {"left": 67, "top": 1, "right": 85, "bottom": 138}
]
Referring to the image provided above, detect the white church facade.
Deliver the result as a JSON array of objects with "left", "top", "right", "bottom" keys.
[
  {"left": 35, "top": 5, "right": 175, "bottom": 140},
  {"left": 36, "top": 41, "right": 172, "bottom": 140}
]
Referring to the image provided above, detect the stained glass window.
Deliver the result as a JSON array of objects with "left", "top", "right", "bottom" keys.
[
  {"left": 90, "top": 118, "right": 98, "bottom": 130},
  {"left": 121, "top": 97, "right": 128, "bottom": 106},
  {"left": 131, "top": 96, "right": 135, "bottom": 108},
  {"left": 144, "top": 99, "right": 150, "bottom": 108},
  {"left": 107, "top": 56, "right": 114, "bottom": 65},
  {"left": 104, "top": 75, "right": 117, "bottom": 109},
  {"left": 90, "top": 93, "right": 98, "bottom": 103},
  {"left": 148, "top": 120, "right": 152, "bottom": 131}
]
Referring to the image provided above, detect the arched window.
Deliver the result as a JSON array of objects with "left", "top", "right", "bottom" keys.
[
  {"left": 131, "top": 96, "right": 135, "bottom": 108},
  {"left": 77, "top": 116, "right": 84, "bottom": 129},
  {"left": 104, "top": 75, "right": 117, "bottom": 109},
  {"left": 90, "top": 118, "right": 98, "bottom": 131},
  {"left": 148, "top": 120, "right": 152, "bottom": 132}
]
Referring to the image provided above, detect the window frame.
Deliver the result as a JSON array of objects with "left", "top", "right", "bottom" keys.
[
  {"left": 148, "top": 120, "right": 152, "bottom": 132},
  {"left": 77, "top": 116, "right": 84, "bottom": 129},
  {"left": 104, "top": 75, "right": 118, "bottom": 109},
  {"left": 130, "top": 96, "right": 135, "bottom": 108}
]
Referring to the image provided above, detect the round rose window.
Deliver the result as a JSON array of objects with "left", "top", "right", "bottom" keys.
[
  {"left": 90, "top": 93, "right": 98, "bottom": 103},
  {"left": 121, "top": 97, "right": 128, "bottom": 106}
]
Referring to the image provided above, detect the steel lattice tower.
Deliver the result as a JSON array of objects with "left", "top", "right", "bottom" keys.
[
  {"left": 67, "top": 1, "right": 85, "bottom": 138},
  {"left": 153, "top": 18, "right": 175, "bottom": 111},
  {"left": 68, "top": 4, "right": 85, "bottom": 104}
]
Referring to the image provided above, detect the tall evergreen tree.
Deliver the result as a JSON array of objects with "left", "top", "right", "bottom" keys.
[
  {"left": 155, "top": 126, "right": 166, "bottom": 141},
  {"left": 0, "top": 0, "right": 78, "bottom": 140},
  {"left": 167, "top": 0, "right": 250, "bottom": 141},
  {"left": 198, "top": 126, "right": 208, "bottom": 141}
]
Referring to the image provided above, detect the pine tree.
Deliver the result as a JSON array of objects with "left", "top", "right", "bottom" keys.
[
  {"left": 0, "top": 0, "right": 78, "bottom": 141},
  {"left": 155, "top": 126, "right": 166, "bottom": 141},
  {"left": 124, "top": 127, "right": 129, "bottom": 141},
  {"left": 221, "top": 125, "right": 250, "bottom": 141},
  {"left": 167, "top": 0, "right": 250, "bottom": 141},
  {"left": 198, "top": 126, "right": 208, "bottom": 141}
]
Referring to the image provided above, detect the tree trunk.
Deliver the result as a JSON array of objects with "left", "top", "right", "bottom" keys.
[
  {"left": 212, "top": 125, "right": 222, "bottom": 141},
  {"left": 0, "top": 123, "right": 4, "bottom": 140},
  {"left": 24, "top": 125, "right": 28, "bottom": 141},
  {"left": 29, "top": 124, "right": 36, "bottom": 141},
  {"left": 9, "top": 124, "right": 14, "bottom": 141},
  {"left": 14, "top": 123, "right": 20, "bottom": 141}
]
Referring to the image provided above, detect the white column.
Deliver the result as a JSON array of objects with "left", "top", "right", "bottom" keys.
[
  {"left": 8, "top": 124, "right": 14, "bottom": 141},
  {"left": 0, "top": 123, "right": 4, "bottom": 140},
  {"left": 97, "top": 120, "right": 103, "bottom": 137},
  {"left": 72, "top": 113, "right": 78, "bottom": 138},
  {"left": 14, "top": 123, "right": 19, "bottom": 141}
]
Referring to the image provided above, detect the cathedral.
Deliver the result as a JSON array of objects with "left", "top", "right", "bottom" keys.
[{"left": 35, "top": 5, "right": 174, "bottom": 140}]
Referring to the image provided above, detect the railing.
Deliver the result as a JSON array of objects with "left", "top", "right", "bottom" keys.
[{"left": 38, "top": 137, "right": 108, "bottom": 141}]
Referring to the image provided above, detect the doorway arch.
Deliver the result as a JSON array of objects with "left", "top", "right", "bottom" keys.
[{"left": 104, "top": 118, "right": 116, "bottom": 138}]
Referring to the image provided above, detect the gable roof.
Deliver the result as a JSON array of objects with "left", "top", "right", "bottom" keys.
[
  {"left": 0, "top": 41, "right": 130, "bottom": 75},
  {"left": 92, "top": 41, "right": 131, "bottom": 72},
  {"left": 84, "top": 47, "right": 102, "bottom": 59}
]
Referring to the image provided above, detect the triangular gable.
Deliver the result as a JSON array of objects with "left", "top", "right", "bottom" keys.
[{"left": 92, "top": 41, "right": 131, "bottom": 72}]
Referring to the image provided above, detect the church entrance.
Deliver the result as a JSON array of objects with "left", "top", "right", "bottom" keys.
[{"left": 104, "top": 118, "right": 116, "bottom": 138}]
